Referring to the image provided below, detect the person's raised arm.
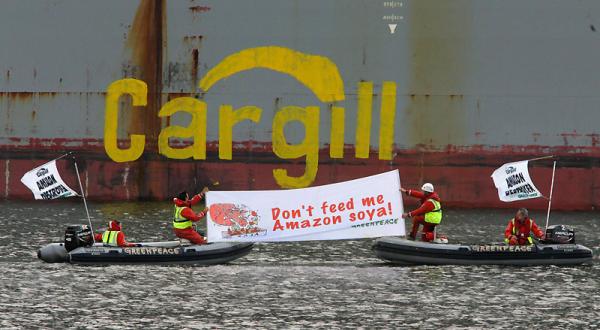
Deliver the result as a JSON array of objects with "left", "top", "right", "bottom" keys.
[
  {"left": 405, "top": 189, "right": 425, "bottom": 199},
  {"left": 189, "top": 187, "right": 210, "bottom": 206},
  {"left": 182, "top": 207, "right": 209, "bottom": 222}
]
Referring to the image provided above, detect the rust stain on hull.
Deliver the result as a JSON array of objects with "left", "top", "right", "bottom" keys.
[
  {"left": 191, "top": 48, "right": 199, "bottom": 88},
  {"left": 124, "top": 0, "right": 167, "bottom": 200},
  {"left": 406, "top": 1, "right": 471, "bottom": 147},
  {"left": 189, "top": 6, "right": 211, "bottom": 13},
  {"left": 126, "top": 0, "right": 166, "bottom": 142}
]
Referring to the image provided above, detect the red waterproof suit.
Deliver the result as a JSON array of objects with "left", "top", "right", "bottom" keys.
[
  {"left": 504, "top": 217, "right": 544, "bottom": 245},
  {"left": 94, "top": 221, "right": 137, "bottom": 247},
  {"left": 404, "top": 189, "right": 441, "bottom": 241},
  {"left": 173, "top": 193, "right": 208, "bottom": 245}
]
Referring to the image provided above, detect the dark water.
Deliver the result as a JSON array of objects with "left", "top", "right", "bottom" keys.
[{"left": 0, "top": 201, "right": 598, "bottom": 329}]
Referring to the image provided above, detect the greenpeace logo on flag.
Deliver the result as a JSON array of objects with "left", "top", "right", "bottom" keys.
[
  {"left": 36, "top": 168, "right": 49, "bottom": 177},
  {"left": 20, "top": 160, "right": 79, "bottom": 200},
  {"left": 505, "top": 166, "right": 516, "bottom": 175},
  {"left": 491, "top": 160, "right": 542, "bottom": 202}
]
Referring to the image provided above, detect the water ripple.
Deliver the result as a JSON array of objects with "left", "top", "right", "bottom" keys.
[{"left": 0, "top": 202, "right": 598, "bottom": 329}]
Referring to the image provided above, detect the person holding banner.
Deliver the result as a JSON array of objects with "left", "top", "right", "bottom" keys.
[
  {"left": 400, "top": 183, "right": 442, "bottom": 242},
  {"left": 94, "top": 220, "right": 138, "bottom": 247},
  {"left": 504, "top": 208, "right": 545, "bottom": 245},
  {"left": 173, "top": 188, "right": 210, "bottom": 245}
]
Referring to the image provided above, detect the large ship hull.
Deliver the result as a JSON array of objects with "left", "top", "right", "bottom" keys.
[
  {"left": 2, "top": 148, "right": 597, "bottom": 210},
  {"left": 2, "top": 1, "right": 599, "bottom": 210}
]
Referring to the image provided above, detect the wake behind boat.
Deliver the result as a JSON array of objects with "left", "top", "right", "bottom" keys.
[{"left": 38, "top": 225, "right": 254, "bottom": 265}]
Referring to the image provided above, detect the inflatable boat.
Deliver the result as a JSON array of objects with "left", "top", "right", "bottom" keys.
[
  {"left": 38, "top": 224, "right": 254, "bottom": 265},
  {"left": 373, "top": 225, "right": 594, "bottom": 266}
]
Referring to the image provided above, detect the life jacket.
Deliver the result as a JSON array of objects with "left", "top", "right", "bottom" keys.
[
  {"left": 506, "top": 218, "right": 534, "bottom": 244},
  {"left": 102, "top": 230, "right": 120, "bottom": 246},
  {"left": 173, "top": 205, "right": 193, "bottom": 229},
  {"left": 424, "top": 199, "right": 442, "bottom": 224}
]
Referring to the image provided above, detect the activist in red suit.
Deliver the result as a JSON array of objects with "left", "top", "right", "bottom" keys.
[
  {"left": 94, "top": 220, "right": 138, "bottom": 247},
  {"left": 173, "top": 187, "right": 209, "bottom": 245},
  {"left": 400, "top": 183, "right": 443, "bottom": 242},
  {"left": 504, "top": 208, "right": 545, "bottom": 245}
]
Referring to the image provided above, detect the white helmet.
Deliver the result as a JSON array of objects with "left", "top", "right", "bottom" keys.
[{"left": 421, "top": 183, "right": 434, "bottom": 193}]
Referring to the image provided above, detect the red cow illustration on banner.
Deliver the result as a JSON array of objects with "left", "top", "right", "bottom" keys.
[{"left": 209, "top": 203, "right": 267, "bottom": 238}]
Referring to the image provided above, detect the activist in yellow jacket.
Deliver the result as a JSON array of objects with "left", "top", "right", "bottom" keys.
[{"left": 401, "top": 183, "right": 442, "bottom": 242}]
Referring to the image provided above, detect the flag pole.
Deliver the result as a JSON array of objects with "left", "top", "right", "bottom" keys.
[
  {"left": 527, "top": 155, "right": 554, "bottom": 163},
  {"left": 52, "top": 152, "right": 73, "bottom": 162},
  {"left": 72, "top": 157, "right": 95, "bottom": 242},
  {"left": 544, "top": 161, "right": 557, "bottom": 231}
]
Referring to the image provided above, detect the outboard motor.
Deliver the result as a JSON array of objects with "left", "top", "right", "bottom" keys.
[
  {"left": 544, "top": 224, "right": 575, "bottom": 244},
  {"left": 64, "top": 224, "right": 93, "bottom": 252}
]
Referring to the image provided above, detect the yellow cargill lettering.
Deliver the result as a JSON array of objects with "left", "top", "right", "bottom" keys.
[
  {"left": 104, "top": 79, "right": 147, "bottom": 162},
  {"left": 102, "top": 46, "right": 401, "bottom": 190},
  {"left": 272, "top": 106, "right": 320, "bottom": 188},
  {"left": 378, "top": 81, "right": 397, "bottom": 160},
  {"left": 355, "top": 81, "right": 373, "bottom": 159},
  {"left": 158, "top": 97, "right": 207, "bottom": 159},
  {"left": 199, "top": 46, "right": 345, "bottom": 103},
  {"left": 329, "top": 106, "right": 345, "bottom": 158},
  {"left": 219, "top": 105, "right": 262, "bottom": 160}
]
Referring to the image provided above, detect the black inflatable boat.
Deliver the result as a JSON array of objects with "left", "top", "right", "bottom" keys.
[
  {"left": 373, "top": 225, "right": 593, "bottom": 266},
  {"left": 38, "top": 224, "right": 254, "bottom": 265}
]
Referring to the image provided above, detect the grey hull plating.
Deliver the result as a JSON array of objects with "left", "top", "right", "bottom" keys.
[
  {"left": 38, "top": 241, "right": 254, "bottom": 265},
  {"left": 3, "top": 1, "right": 600, "bottom": 210},
  {"left": 373, "top": 237, "right": 593, "bottom": 266}
]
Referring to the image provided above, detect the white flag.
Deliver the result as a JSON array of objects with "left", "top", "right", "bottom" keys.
[
  {"left": 20, "top": 160, "right": 79, "bottom": 200},
  {"left": 206, "top": 170, "right": 404, "bottom": 242},
  {"left": 491, "top": 160, "right": 542, "bottom": 202}
]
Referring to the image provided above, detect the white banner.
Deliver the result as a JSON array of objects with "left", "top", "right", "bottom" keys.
[
  {"left": 491, "top": 160, "right": 542, "bottom": 202},
  {"left": 20, "top": 160, "right": 79, "bottom": 200},
  {"left": 206, "top": 170, "right": 404, "bottom": 242}
]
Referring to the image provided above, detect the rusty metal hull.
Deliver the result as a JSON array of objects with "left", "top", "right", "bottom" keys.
[
  {"left": 2, "top": 146, "right": 598, "bottom": 210},
  {"left": 1, "top": 1, "right": 600, "bottom": 210}
]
